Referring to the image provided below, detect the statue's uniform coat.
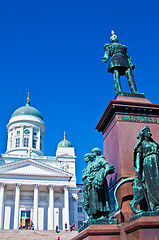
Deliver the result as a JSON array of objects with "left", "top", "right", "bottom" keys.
[{"left": 104, "top": 43, "right": 131, "bottom": 76}]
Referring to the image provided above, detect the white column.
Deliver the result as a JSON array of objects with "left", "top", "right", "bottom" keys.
[
  {"left": 63, "top": 186, "right": 69, "bottom": 230},
  {"left": 7, "top": 132, "right": 10, "bottom": 151},
  {"left": 33, "top": 184, "right": 39, "bottom": 230},
  {"left": 12, "top": 127, "right": 15, "bottom": 149},
  {"left": 73, "top": 194, "right": 78, "bottom": 226},
  {"left": 41, "top": 134, "right": 44, "bottom": 152},
  {"left": 0, "top": 183, "right": 5, "bottom": 229},
  {"left": 29, "top": 127, "right": 33, "bottom": 148},
  {"left": 14, "top": 184, "right": 21, "bottom": 229},
  {"left": 37, "top": 128, "right": 40, "bottom": 150},
  {"left": 30, "top": 208, "right": 33, "bottom": 224},
  {"left": 20, "top": 125, "right": 24, "bottom": 147},
  {"left": 48, "top": 185, "right": 54, "bottom": 230}
]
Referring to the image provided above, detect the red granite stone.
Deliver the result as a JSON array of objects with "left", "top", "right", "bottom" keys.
[
  {"left": 71, "top": 224, "right": 120, "bottom": 240},
  {"left": 124, "top": 216, "right": 159, "bottom": 240},
  {"left": 96, "top": 96, "right": 159, "bottom": 223}
]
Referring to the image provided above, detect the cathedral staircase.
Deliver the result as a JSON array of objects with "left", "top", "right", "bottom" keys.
[{"left": 0, "top": 230, "right": 78, "bottom": 240}]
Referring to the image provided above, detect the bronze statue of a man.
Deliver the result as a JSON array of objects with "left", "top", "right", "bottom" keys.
[
  {"left": 81, "top": 148, "right": 115, "bottom": 220},
  {"left": 102, "top": 31, "right": 137, "bottom": 94},
  {"left": 81, "top": 153, "right": 94, "bottom": 217}
]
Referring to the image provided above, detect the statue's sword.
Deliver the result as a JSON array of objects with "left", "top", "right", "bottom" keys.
[{"left": 137, "top": 173, "right": 152, "bottom": 211}]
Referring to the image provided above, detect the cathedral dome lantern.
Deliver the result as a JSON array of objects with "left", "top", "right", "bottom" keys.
[{"left": 6, "top": 93, "right": 46, "bottom": 157}]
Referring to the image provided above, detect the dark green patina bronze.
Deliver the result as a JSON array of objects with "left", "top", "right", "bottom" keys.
[
  {"left": 81, "top": 148, "right": 115, "bottom": 222},
  {"left": 130, "top": 125, "right": 159, "bottom": 213},
  {"left": 130, "top": 210, "right": 159, "bottom": 222},
  {"left": 81, "top": 153, "right": 94, "bottom": 217},
  {"left": 114, "top": 125, "right": 159, "bottom": 216},
  {"left": 102, "top": 31, "right": 137, "bottom": 94},
  {"left": 114, "top": 125, "right": 159, "bottom": 215},
  {"left": 114, "top": 177, "right": 135, "bottom": 212}
]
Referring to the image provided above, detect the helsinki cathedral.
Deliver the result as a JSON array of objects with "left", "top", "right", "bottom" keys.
[{"left": 0, "top": 94, "right": 86, "bottom": 230}]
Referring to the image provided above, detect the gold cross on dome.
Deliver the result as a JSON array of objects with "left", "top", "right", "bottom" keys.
[{"left": 27, "top": 92, "right": 30, "bottom": 103}]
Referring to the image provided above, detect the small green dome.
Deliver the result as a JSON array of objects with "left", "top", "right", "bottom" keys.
[
  {"left": 11, "top": 102, "right": 43, "bottom": 120},
  {"left": 57, "top": 132, "right": 72, "bottom": 148},
  {"left": 57, "top": 139, "right": 72, "bottom": 148}
]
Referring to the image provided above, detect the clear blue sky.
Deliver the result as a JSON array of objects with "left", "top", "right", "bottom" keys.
[{"left": 0, "top": 0, "right": 158, "bottom": 183}]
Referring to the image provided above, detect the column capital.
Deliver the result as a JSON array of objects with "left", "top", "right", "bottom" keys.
[
  {"left": 15, "top": 183, "right": 21, "bottom": 189},
  {"left": 0, "top": 183, "right": 6, "bottom": 187},
  {"left": 34, "top": 184, "right": 39, "bottom": 189},
  {"left": 64, "top": 185, "right": 69, "bottom": 190},
  {"left": 49, "top": 185, "right": 55, "bottom": 190}
]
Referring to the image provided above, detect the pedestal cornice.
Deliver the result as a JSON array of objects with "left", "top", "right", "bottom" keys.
[
  {"left": 72, "top": 224, "right": 120, "bottom": 240},
  {"left": 125, "top": 216, "right": 159, "bottom": 234},
  {"left": 95, "top": 96, "right": 159, "bottom": 133}
]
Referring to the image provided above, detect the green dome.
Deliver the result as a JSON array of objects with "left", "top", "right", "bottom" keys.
[
  {"left": 58, "top": 139, "right": 72, "bottom": 148},
  {"left": 11, "top": 102, "right": 43, "bottom": 120}
]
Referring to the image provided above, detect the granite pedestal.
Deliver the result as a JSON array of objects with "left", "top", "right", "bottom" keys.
[
  {"left": 72, "top": 224, "right": 120, "bottom": 240},
  {"left": 73, "top": 95, "right": 159, "bottom": 240},
  {"left": 125, "top": 216, "right": 159, "bottom": 240},
  {"left": 96, "top": 95, "right": 159, "bottom": 223}
]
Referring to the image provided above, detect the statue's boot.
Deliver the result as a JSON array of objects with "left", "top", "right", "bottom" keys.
[
  {"left": 125, "top": 68, "right": 137, "bottom": 93},
  {"left": 113, "top": 69, "right": 122, "bottom": 93}
]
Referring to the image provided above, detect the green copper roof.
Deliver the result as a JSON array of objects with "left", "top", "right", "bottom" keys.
[
  {"left": 11, "top": 102, "right": 43, "bottom": 120},
  {"left": 57, "top": 139, "right": 72, "bottom": 148}
]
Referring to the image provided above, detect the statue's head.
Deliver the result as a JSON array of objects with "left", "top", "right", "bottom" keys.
[
  {"left": 137, "top": 125, "right": 152, "bottom": 140},
  {"left": 92, "top": 148, "right": 102, "bottom": 157},
  {"left": 84, "top": 153, "right": 94, "bottom": 163},
  {"left": 110, "top": 30, "right": 119, "bottom": 43}
]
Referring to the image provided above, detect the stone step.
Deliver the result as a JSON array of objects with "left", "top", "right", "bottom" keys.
[{"left": 0, "top": 230, "right": 78, "bottom": 240}]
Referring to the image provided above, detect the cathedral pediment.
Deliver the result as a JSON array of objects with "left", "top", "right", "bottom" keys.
[{"left": 0, "top": 159, "right": 73, "bottom": 178}]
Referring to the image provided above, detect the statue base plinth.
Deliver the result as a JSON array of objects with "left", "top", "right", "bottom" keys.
[
  {"left": 72, "top": 215, "right": 159, "bottom": 240},
  {"left": 72, "top": 224, "right": 120, "bottom": 240},
  {"left": 115, "top": 92, "right": 145, "bottom": 99},
  {"left": 78, "top": 218, "right": 117, "bottom": 233},
  {"left": 124, "top": 216, "right": 159, "bottom": 240},
  {"left": 130, "top": 211, "right": 159, "bottom": 221}
]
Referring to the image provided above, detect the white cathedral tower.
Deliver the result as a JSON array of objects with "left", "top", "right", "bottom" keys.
[
  {"left": 6, "top": 93, "right": 45, "bottom": 157},
  {"left": 0, "top": 94, "right": 86, "bottom": 231}
]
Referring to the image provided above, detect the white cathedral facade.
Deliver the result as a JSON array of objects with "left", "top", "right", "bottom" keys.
[{"left": 0, "top": 96, "right": 87, "bottom": 230}]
